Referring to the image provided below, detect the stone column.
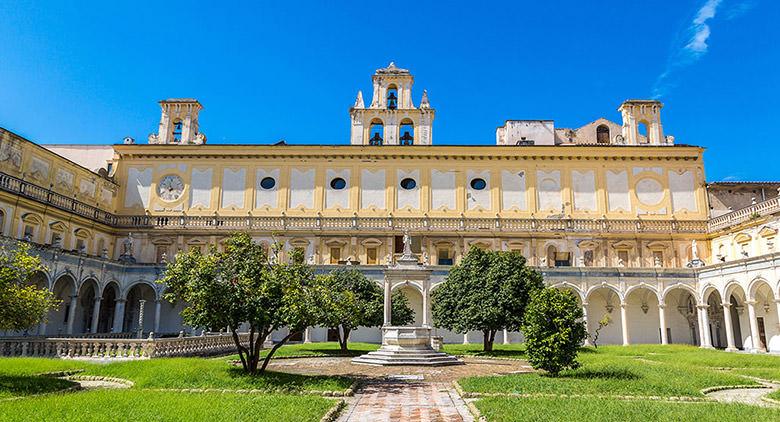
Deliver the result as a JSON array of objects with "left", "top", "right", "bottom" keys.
[
  {"left": 582, "top": 302, "right": 592, "bottom": 346},
  {"left": 503, "top": 328, "right": 510, "bottom": 345},
  {"left": 746, "top": 300, "right": 764, "bottom": 352},
  {"left": 722, "top": 302, "right": 737, "bottom": 352},
  {"left": 304, "top": 327, "right": 312, "bottom": 343},
  {"left": 137, "top": 299, "right": 146, "bottom": 339},
  {"left": 422, "top": 286, "right": 429, "bottom": 327},
  {"left": 696, "top": 307, "right": 705, "bottom": 347},
  {"left": 620, "top": 302, "right": 630, "bottom": 346},
  {"left": 90, "top": 297, "right": 102, "bottom": 334},
  {"left": 699, "top": 305, "right": 713, "bottom": 348},
  {"left": 463, "top": 333, "right": 469, "bottom": 344},
  {"left": 112, "top": 299, "right": 126, "bottom": 333},
  {"left": 154, "top": 300, "right": 161, "bottom": 333},
  {"left": 658, "top": 303, "right": 668, "bottom": 345},
  {"left": 66, "top": 295, "right": 78, "bottom": 335},
  {"left": 383, "top": 279, "right": 391, "bottom": 326}
]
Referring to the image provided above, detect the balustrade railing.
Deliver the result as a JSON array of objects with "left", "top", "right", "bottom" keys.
[
  {"left": 708, "top": 197, "right": 780, "bottom": 232},
  {"left": 0, "top": 333, "right": 250, "bottom": 360}
]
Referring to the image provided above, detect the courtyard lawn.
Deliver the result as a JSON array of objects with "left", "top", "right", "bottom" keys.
[
  {"left": 258, "top": 341, "right": 379, "bottom": 358},
  {"left": 475, "top": 396, "right": 780, "bottom": 422},
  {"left": 460, "top": 345, "right": 769, "bottom": 398},
  {"left": 0, "top": 389, "right": 335, "bottom": 422},
  {"left": 442, "top": 342, "right": 526, "bottom": 358}
]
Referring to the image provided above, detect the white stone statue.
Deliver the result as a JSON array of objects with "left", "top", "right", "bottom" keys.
[
  {"left": 691, "top": 240, "right": 699, "bottom": 260},
  {"left": 122, "top": 233, "right": 134, "bottom": 256},
  {"left": 402, "top": 231, "right": 413, "bottom": 257},
  {"left": 353, "top": 91, "right": 364, "bottom": 108}
]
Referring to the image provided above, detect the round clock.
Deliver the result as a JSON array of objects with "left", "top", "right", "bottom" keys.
[{"left": 158, "top": 175, "right": 184, "bottom": 201}]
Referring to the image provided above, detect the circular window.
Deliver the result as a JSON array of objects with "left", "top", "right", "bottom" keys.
[
  {"left": 260, "top": 177, "right": 276, "bottom": 190},
  {"left": 470, "top": 178, "right": 487, "bottom": 190},
  {"left": 635, "top": 178, "right": 664, "bottom": 205},
  {"left": 400, "top": 178, "right": 417, "bottom": 190},
  {"left": 330, "top": 177, "right": 347, "bottom": 190}
]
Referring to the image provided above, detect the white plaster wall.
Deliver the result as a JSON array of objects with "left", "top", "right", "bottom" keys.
[
  {"left": 466, "top": 170, "right": 490, "bottom": 211},
  {"left": 635, "top": 178, "right": 665, "bottom": 206},
  {"left": 124, "top": 167, "right": 152, "bottom": 208},
  {"left": 360, "top": 169, "right": 386, "bottom": 209},
  {"left": 431, "top": 170, "right": 456, "bottom": 210},
  {"left": 501, "top": 170, "right": 527, "bottom": 211},
  {"left": 255, "top": 169, "right": 279, "bottom": 208},
  {"left": 587, "top": 291, "right": 623, "bottom": 345},
  {"left": 536, "top": 170, "right": 561, "bottom": 211},
  {"left": 670, "top": 170, "right": 697, "bottom": 212},
  {"left": 190, "top": 168, "right": 212, "bottom": 208},
  {"left": 572, "top": 170, "right": 596, "bottom": 212},
  {"left": 325, "top": 169, "right": 350, "bottom": 209},
  {"left": 632, "top": 167, "right": 663, "bottom": 176},
  {"left": 290, "top": 168, "right": 315, "bottom": 209},
  {"left": 607, "top": 170, "right": 630, "bottom": 212},
  {"left": 221, "top": 168, "right": 246, "bottom": 209},
  {"left": 397, "top": 169, "right": 420, "bottom": 210},
  {"left": 625, "top": 291, "right": 661, "bottom": 344}
]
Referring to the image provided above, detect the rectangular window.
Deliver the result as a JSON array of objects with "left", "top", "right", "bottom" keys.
[
  {"left": 652, "top": 251, "right": 664, "bottom": 267},
  {"left": 75, "top": 238, "right": 86, "bottom": 253},
  {"left": 156, "top": 246, "right": 168, "bottom": 263},
  {"left": 330, "top": 247, "right": 341, "bottom": 264},
  {"left": 554, "top": 252, "right": 571, "bottom": 267},
  {"left": 24, "top": 225, "right": 35, "bottom": 239},
  {"left": 617, "top": 250, "right": 629, "bottom": 267},
  {"left": 366, "top": 247, "right": 378, "bottom": 265},
  {"left": 437, "top": 248, "right": 453, "bottom": 265}
]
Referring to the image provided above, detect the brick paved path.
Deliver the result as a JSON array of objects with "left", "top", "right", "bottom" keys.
[{"left": 338, "top": 381, "right": 474, "bottom": 422}]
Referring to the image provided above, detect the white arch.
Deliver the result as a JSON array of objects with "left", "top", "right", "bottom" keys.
[
  {"left": 585, "top": 282, "right": 623, "bottom": 303},
  {"left": 122, "top": 280, "right": 160, "bottom": 300},
  {"left": 699, "top": 283, "right": 721, "bottom": 304},
  {"left": 390, "top": 280, "right": 424, "bottom": 294},
  {"left": 724, "top": 280, "right": 747, "bottom": 303},
  {"left": 747, "top": 277, "right": 776, "bottom": 301},
  {"left": 662, "top": 283, "right": 697, "bottom": 305},
  {"left": 624, "top": 283, "right": 661, "bottom": 303}
]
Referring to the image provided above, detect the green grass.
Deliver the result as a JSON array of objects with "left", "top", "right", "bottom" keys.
[
  {"left": 442, "top": 342, "right": 526, "bottom": 358},
  {"left": 475, "top": 397, "right": 780, "bottom": 422},
  {"left": 768, "top": 389, "right": 780, "bottom": 401},
  {"left": 81, "top": 358, "right": 353, "bottom": 392},
  {"left": 459, "top": 345, "right": 765, "bottom": 398},
  {"left": 0, "top": 389, "right": 335, "bottom": 422},
  {"left": 259, "top": 341, "right": 379, "bottom": 358},
  {"left": 0, "top": 358, "right": 86, "bottom": 399}
]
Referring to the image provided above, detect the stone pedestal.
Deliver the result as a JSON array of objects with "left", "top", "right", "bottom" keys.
[{"left": 352, "top": 326, "right": 462, "bottom": 366}]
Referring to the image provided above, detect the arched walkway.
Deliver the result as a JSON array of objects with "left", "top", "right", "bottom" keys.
[
  {"left": 97, "top": 282, "right": 119, "bottom": 334},
  {"left": 75, "top": 278, "right": 99, "bottom": 334},
  {"left": 46, "top": 274, "right": 76, "bottom": 336},
  {"left": 624, "top": 287, "right": 661, "bottom": 344},
  {"left": 663, "top": 287, "right": 699, "bottom": 345},
  {"left": 123, "top": 283, "right": 157, "bottom": 335},
  {"left": 157, "top": 289, "right": 188, "bottom": 335},
  {"left": 749, "top": 280, "right": 779, "bottom": 352},
  {"left": 704, "top": 289, "right": 727, "bottom": 349},
  {"left": 586, "top": 286, "right": 623, "bottom": 345}
]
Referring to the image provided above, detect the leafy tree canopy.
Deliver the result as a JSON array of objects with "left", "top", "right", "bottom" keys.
[
  {"left": 160, "top": 233, "right": 321, "bottom": 374},
  {"left": 431, "top": 247, "right": 544, "bottom": 351},
  {"left": 0, "top": 243, "right": 57, "bottom": 331},
  {"left": 522, "top": 288, "right": 587, "bottom": 376}
]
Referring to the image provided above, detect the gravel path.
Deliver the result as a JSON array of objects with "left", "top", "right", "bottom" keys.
[{"left": 706, "top": 380, "right": 779, "bottom": 407}]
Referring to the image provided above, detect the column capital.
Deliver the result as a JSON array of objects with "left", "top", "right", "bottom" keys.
[
  {"left": 658, "top": 303, "right": 666, "bottom": 309},
  {"left": 697, "top": 304, "right": 709, "bottom": 310},
  {"left": 115, "top": 298, "right": 127, "bottom": 304},
  {"left": 721, "top": 302, "right": 732, "bottom": 308},
  {"left": 581, "top": 301, "right": 589, "bottom": 307},
  {"left": 745, "top": 300, "right": 757, "bottom": 306},
  {"left": 620, "top": 302, "right": 628, "bottom": 309}
]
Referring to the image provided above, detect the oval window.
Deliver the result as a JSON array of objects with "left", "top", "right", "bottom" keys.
[
  {"left": 400, "top": 178, "right": 417, "bottom": 190},
  {"left": 260, "top": 177, "right": 276, "bottom": 190},
  {"left": 470, "top": 178, "right": 487, "bottom": 190},
  {"left": 330, "top": 177, "right": 347, "bottom": 190}
]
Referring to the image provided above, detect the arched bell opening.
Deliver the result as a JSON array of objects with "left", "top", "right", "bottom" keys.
[
  {"left": 399, "top": 119, "right": 414, "bottom": 146},
  {"left": 369, "top": 119, "right": 384, "bottom": 145}
]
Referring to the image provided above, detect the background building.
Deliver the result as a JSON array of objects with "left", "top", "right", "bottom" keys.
[{"left": 0, "top": 64, "right": 777, "bottom": 352}]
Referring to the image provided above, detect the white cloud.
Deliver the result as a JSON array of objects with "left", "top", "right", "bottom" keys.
[{"left": 652, "top": 0, "right": 741, "bottom": 98}]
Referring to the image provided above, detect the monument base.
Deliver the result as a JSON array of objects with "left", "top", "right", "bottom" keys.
[{"left": 351, "top": 326, "right": 463, "bottom": 366}]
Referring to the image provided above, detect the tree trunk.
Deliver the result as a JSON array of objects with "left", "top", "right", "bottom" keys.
[
  {"left": 231, "top": 327, "right": 250, "bottom": 372},
  {"left": 339, "top": 326, "right": 351, "bottom": 353},
  {"left": 483, "top": 330, "right": 494, "bottom": 352},
  {"left": 258, "top": 331, "right": 298, "bottom": 374}
]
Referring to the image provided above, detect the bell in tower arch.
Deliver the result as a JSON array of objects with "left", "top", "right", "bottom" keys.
[
  {"left": 369, "top": 132, "right": 383, "bottom": 145},
  {"left": 387, "top": 91, "right": 398, "bottom": 110}
]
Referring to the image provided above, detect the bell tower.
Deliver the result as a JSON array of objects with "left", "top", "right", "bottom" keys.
[
  {"left": 618, "top": 100, "right": 669, "bottom": 145},
  {"left": 148, "top": 99, "right": 207, "bottom": 145},
  {"left": 349, "top": 63, "right": 435, "bottom": 145}
]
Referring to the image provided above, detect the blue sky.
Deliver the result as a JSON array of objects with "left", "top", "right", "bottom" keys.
[{"left": 0, "top": 1, "right": 777, "bottom": 181}]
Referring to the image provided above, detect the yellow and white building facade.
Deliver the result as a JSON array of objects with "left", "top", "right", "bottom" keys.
[{"left": 0, "top": 63, "right": 777, "bottom": 352}]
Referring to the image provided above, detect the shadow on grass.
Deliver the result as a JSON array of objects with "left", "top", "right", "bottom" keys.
[
  {"left": 0, "top": 375, "right": 77, "bottom": 398},
  {"left": 225, "top": 367, "right": 353, "bottom": 390}
]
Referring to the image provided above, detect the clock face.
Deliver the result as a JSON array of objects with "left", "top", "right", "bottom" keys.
[{"left": 158, "top": 175, "right": 184, "bottom": 201}]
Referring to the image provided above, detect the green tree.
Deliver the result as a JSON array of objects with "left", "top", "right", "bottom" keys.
[
  {"left": 0, "top": 242, "right": 57, "bottom": 331},
  {"left": 522, "top": 288, "right": 587, "bottom": 376},
  {"left": 390, "top": 290, "right": 415, "bottom": 327},
  {"left": 317, "top": 268, "right": 415, "bottom": 353},
  {"left": 160, "top": 233, "right": 321, "bottom": 374},
  {"left": 431, "top": 247, "right": 544, "bottom": 351}
]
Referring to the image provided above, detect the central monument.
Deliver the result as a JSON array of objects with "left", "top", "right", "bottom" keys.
[{"left": 352, "top": 233, "right": 462, "bottom": 366}]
